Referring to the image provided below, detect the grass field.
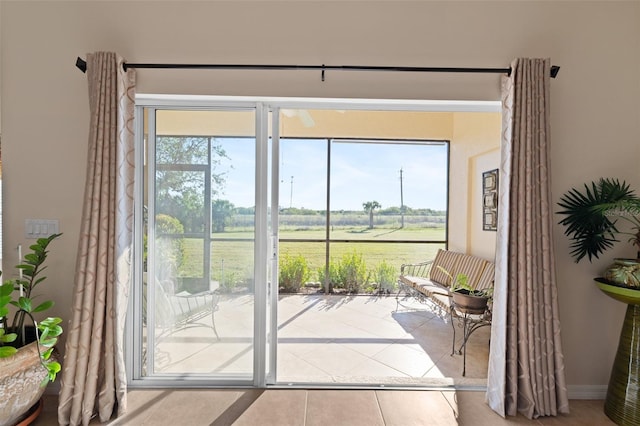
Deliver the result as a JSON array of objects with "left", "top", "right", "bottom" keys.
[{"left": 166, "top": 226, "right": 446, "bottom": 290}]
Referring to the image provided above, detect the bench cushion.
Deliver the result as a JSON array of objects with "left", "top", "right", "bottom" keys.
[
  {"left": 428, "top": 249, "right": 490, "bottom": 290},
  {"left": 453, "top": 254, "right": 489, "bottom": 289},
  {"left": 429, "top": 249, "right": 459, "bottom": 285},
  {"left": 476, "top": 262, "right": 495, "bottom": 291},
  {"left": 399, "top": 275, "right": 451, "bottom": 312}
]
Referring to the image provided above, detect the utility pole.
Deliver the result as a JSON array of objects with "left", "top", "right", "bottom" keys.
[{"left": 399, "top": 168, "right": 405, "bottom": 228}]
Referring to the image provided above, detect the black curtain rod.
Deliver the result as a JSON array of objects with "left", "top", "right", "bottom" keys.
[{"left": 75, "top": 57, "right": 560, "bottom": 79}]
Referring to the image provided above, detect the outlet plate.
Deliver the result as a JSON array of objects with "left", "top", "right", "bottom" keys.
[{"left": 25, "top": 219, "right": 59, "bottom": 239}]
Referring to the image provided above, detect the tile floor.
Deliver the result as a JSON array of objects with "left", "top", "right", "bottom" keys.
[
  {"left": 33, "top": 294, "right": 614, "bottom": 425},
  {"left": 36, "top": 390, "right": 614, "bottom": 425},
  {"left": 277, "top": 293, "right": 490, "bottom": 385},
  {"left": 152, "top": 293, "right": 490, "bottom": 386}
]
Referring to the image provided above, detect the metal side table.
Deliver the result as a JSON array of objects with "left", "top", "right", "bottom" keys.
[{"left": 450, "top": 302, "right": 492, "bottom": 376}]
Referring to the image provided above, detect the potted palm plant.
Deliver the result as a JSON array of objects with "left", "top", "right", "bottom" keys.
[
  {"left": 557, "top": 178, "right": 640, "bottom": 425},
  {"left": 0, "top": 233, "right": 63, "bottom": 426},
  {"left": 557, "top": 178, "right": 640, "bottom": 287}
]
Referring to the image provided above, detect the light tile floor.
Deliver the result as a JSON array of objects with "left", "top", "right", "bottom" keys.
[
  {"left": 33, "top": 294, "right": 615, "bottom": 425},
  {"left": 37, "top": 389, "right": 614, "bottom": 425},
  {"left": 152, "top": 293, "right": 490, "bottom": 386}
]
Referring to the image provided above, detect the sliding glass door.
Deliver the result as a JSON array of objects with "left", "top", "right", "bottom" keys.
[
  {"left": 274, "top": 127, "right": 449, "bottom": 384},
  {"left": 129, "top": 98, "right": 469, "bottom": 388},
  {"left": 136, "top": 107, "right": 259, "bottom": 384}
]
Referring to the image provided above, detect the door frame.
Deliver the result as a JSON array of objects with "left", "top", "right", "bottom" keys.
[{"left": 127, "top": 95, "right": 500, "bottom": 388}]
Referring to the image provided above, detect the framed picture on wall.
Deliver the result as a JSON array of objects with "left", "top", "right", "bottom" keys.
[{"left": 482, "top": 169, "right": 499, "bottom": 231}]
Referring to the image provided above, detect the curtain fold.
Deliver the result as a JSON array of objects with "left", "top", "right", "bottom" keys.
[
  {"left": 58, "top": 52, "right": 136, "bottom": 426},
  {"left": 486, "top": 58, "right": 569, "bottom": 419}
]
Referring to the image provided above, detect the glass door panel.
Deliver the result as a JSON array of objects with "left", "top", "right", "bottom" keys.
[
  {"left": 275, "top": 131, "right": 450, "bottom": 385},
  {"left": 143, "top": 108, "right": 256, "bottom": 382},
  {"left": 329, "top": 140, "right": 448, "bottom": 241}
]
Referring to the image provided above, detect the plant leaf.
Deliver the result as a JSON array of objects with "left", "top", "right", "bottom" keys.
[
  {"left": 33, "top": 300, "right": 54, "bottom": 312},
  {"left": 40, "top": 338, "right": 57, "bottom": 347},
  {"left": 48, "top": 361, "right": 61, "bottom": 373},
  {"left": 24, "top": 253, "right": 40, "bottom": 264},
  {"left": 0, "top": 283, "right": 13, "bottom": 297},
  {"left": 0, "top": 331, "right": 17, "bottom": 343},
  {"left": 557, "top": 178, "right": 640, "bottom": 262},
  {"left": 39, "top": 317, "right": 62, "bottom": 327},
  {"left": 18, "top": 297, "right": 32, "bottom": 312},
  {"left": 43, "top": 348, "right": 54, "bottom": 360},
  {"left": 0, "top": 346, "right": 17, "bottom": 357}
]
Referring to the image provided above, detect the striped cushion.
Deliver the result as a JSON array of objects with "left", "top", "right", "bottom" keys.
[
  {"left": 399, "top": 275, "right": 451, "bottom": 312},
  {"left": 476, "top": 262, "right": 495, "bottom": 291},
  {"left": 453, "top": 255, "right": 488, "bottom": 289},
  {"left": 429, "top": 249, "right": 461, "bottom": 286}
]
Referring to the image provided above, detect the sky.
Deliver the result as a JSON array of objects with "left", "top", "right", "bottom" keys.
[{"left": 214, "top": 138, "right": 448, "bottom": 212}]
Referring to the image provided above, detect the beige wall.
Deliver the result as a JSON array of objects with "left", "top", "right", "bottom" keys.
[
  {"left": 451, "top": 113, "right": 502, "bottom": 259},
  {"left": 278, "top": 110, "right": 454, "bottom": 140},
  {"left": 1, "top": 1, "right": 639, "bottom": 392}
]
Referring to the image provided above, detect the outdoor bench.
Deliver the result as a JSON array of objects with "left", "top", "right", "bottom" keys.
[
  {"left": 146, "top": 277, "right": 220, "bottom": 340},
  {"left": 396, "top": 249, "right": 495, "bottom": 375},
  {"left": 396, "top": 248, "right": 495, "bottom": 318}
]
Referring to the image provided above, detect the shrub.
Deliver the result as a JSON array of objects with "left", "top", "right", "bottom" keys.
[
  {"left": 154, "top": 214, "right": 186, "bottom": 278},
  {"left": 336, "top": 251, "right": 369, "bottom": 293},
  {"left": 279, "top": 253, "right": 310, "bottom": 293},
  {"left": 217, "top": 271, "right": 238, "bottom": 294},
  {"left": 373, "top": 261, "right": 397, "bottom": 292},
  {"left": 317, "top": 261, "right": 340, "bottom": 292}
]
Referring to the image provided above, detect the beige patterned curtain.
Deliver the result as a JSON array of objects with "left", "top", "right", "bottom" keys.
[
  {"left": 486, "top": 58, "right": 569, "bottom": 419},
  {"left": 58, "top": 52, "right": 136, "bottom": 426}
]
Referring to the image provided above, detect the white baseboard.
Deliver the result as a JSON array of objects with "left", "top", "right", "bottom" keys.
[{"left": 567, "top": 385, "right": 607, "bottom": 400}]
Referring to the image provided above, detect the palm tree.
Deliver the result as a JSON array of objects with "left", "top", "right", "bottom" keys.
[
  {"left": 363, "top": 201, "right": 381, "bottom": 229},
  {"left": 557, "top": 178, "right": 640, "bottom": 262}
]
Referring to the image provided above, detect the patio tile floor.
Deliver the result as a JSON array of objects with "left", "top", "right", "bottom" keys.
[
  {"left": 276, "top": 293, "right": 489, "bottom": 386},
  {"left": 153, "top": 293, "right": 490, "bottom": 387}
]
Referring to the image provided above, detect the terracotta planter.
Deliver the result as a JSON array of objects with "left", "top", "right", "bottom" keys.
[
  {"left": 452, "top": 290, "right": 489, "bottom": 314},
  {"left": 0, "top": 341, "right": 49, "bottom": 426}
]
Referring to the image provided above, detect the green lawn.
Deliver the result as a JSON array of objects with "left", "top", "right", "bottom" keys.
[
  {"left": 280, "top": 226, "right": 445, "bottom": 241},
  {"left": 172, "top": 226, "right": 445, "bottom": 290},
  {"left": 207, "top": 226, "right": 445, "bottom": 241}
]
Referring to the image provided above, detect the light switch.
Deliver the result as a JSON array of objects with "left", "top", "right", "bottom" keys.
[{"left": 25, "top": 219, "right": 59, "bottom": 239}]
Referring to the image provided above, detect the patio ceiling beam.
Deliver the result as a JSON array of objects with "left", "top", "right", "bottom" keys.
[{"left": 75, "top": 57, "right": 560, "bottom": 80}]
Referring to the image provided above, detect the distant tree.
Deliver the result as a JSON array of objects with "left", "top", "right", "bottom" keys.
[
  {"left": 235, "top": 206, "right": 255, "bottom": 215},
  {"left": 280, "top": 207, "right": 319, "bottom": 216},
  {"left": 212, "top": 199, "right": 235, "bottom": 232},
  {"left": 380, "top": 206, "right": 402, "bottom": 215},
  {"left": 155, "top": 136, "right": 229, "bottom": 233},
  {"left": 362, "top": 201, "right": 382, "bottom": 229}
]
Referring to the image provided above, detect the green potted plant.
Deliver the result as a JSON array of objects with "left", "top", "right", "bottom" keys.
[
  {"left": 557, "top": 178, "right": 640, "bottom": 425},
  {"left": 557, "top": 177, "right": 640, "bottom": 287},
  {"left": 436, "top": 266, "right": 492, "bottom": 313},
  {"left": 0, "top": 233, "right": 63, "bottom": 426}
]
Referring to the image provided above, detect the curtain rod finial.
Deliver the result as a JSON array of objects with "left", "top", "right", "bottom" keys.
[{"left": 76, "top": 57, "right": 87, "bottom": 73}]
